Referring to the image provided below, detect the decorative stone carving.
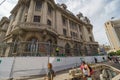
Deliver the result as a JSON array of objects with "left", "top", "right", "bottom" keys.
[
  {"left": 76, "top": 12, "right": 83, "bottom": 19},
  {"left": 60, "top": 3, "right": 67, "bottom": 10},
  {"left": 81, "top": 16, "right": 90, "bottom": 24}
]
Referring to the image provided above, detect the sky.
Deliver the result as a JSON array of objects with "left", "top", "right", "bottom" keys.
[{"left": 0, "top": 0, "right": 120, "bottom": 45}]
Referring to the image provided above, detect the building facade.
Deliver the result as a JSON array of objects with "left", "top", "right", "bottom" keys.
[
  {"left": 0, "top": 0, "right": 98, "bottom": 57},
  {"left": 105, "top": 19, "right": 120, "bottom": 51}
]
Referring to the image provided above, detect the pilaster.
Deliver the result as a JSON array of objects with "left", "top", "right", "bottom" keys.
[
  {"left": 21, "top": 5, "right": 27, "bottom": 22},
  {"left": 14, "top": 6, "right": 23, "bottom": 25},
  {"left": 42, "top": 1, "right": 47, "bottom": 24},
  {"left": 77, "top": 24, "right": 80, "bottom": 40},
  {"left": 67, "top": 20, "right": 71, "bottom": 37}
]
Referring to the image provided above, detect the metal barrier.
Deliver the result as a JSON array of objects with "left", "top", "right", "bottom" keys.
[{"left": 0, "top": 41, "right": 98, "bottom": 57}]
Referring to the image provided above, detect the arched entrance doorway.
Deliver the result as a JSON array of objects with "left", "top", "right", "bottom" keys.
[
  {"left": 26, "top": 37, "right": 38, "bottom": 56},
  {"left": 73, "top": 44, "right": 79, "bottom": 56},
  {"left": 65, "top": 43, "right": 71, "bottom": 56}
]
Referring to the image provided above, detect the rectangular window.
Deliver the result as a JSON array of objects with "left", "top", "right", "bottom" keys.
[
  {"left": 70, "top": 21, "right": 77, "bottom": 30},
  {"left": 33, "top": 16, "right": 40, "bottom": 22},
  {"left": 48, "top": 4, "right": 53, "bottom": 15},
  {"left": 63, "top": 29, "right": 67, "bottom": 36},
  {"left": 47, "top": 19, "right": 52, "bottom": 26},
  {"left": 62, "top": 16, "right": 67, "bottom": 26},
  {"left": 35, "top": 0, "right": 42, "bottom": 11}
]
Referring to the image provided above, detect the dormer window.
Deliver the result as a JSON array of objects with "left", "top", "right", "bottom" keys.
[{"left": 35, "top": 0, "right": 42, "bottom": 11}]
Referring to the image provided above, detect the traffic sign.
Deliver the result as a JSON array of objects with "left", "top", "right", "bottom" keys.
[{"left": 57, "top": 58, "right": 60, "bottom": 62}]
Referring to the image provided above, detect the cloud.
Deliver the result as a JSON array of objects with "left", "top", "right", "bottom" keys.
[
  {"left": 0, "top": 0, "right": 119, "bottom": 45},
  {"left": 0, "top": 0, "right": 18, "bottom": 19}
]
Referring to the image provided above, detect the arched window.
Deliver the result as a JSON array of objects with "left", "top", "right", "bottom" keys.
[
  {"left": 79, "top": 44, "right": 82, "bottom": 56},
  {"left": 65, "top": 43, "right": 71, "bottom": 56},
  {"left": 73, "top": 44, "right": 79, "bottom": 56},
  {"left": 84, "top": 46, "right": 88, "bottom": 56},
  {"left": 28, "top": 37, "right": 38, "bottom": 43},
  {"left": 47, "top": 39, "right": 52, "bottom": 44},
  {"left": 26, "top": 37, "right": 38, "bottom": 55}
]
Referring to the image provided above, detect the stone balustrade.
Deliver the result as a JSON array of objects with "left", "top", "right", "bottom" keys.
[{"left": 11, "top": 22, "right": 58, "bottom": 36}]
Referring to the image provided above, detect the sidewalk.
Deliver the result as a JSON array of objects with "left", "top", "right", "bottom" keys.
[
  {"left": 27, "top": 70, "right": 69, "bottom": 80},
  {"left": 14, "top": 62, "right": 120, "bottom": 80}
]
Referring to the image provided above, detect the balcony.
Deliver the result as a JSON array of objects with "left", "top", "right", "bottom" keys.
[
  {"left": 11, "top": 22, "right": 58, "bottom": 36},
  {"left": 87, "top": 41, "right": 99, "bottom": 45}
]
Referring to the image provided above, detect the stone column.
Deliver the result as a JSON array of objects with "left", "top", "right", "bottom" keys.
[
  {"left": 91, "top": 28, "right": 95, "bottom": 41},
  {"left": 67, "top": 20, "right": 71, "bottom": 37},
  {"left": 14, "top": 6, "right": 23, "bottom": 25},
  {"left": 27, "top": 0, "right": 34, "bottom": 22},
  {"left": 6, "top": 15, "right": 15, "bottom": 36},
  {"left": 52, "top": 11, "right": 55, "bottom": 29},
  {"left": 9, "top": 15, "right": 15, "bottom": 26},
  {"left": 82, "top": 25, "right": 88, "bottom": 41},
  {"left": 56, "top": 11, "right": 62, "bottom": 34},
  {"left": 42, "top": 1, "right": 47, "bottom": 24},
  {"left": 21, "top": 5, "right": 27, "bottom": 22},
  {"left": 77, "top": 24, "right": 80, "bottom": 40}
]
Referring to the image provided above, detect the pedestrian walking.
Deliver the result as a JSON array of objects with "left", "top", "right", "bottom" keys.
[
  {"left": 94, "top": 57, "right": 97, "bottom": 63},
  {"left": 47, "top": 63, "right": 55, "bottom": 80},
  {"left": 102, "top": 57, "right": 105, "bottom": 62}
]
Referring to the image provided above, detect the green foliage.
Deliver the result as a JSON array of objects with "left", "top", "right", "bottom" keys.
[
  {"left": 116, "top": 50, "right": 120, "bottom": 55},
  {"left": 108, "top": 52, "right": 116, "bottom": 56},
  {"left": 108, "top": 50, "right": 120, "bottom": 56}
]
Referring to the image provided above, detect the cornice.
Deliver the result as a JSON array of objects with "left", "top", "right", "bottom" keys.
[
  {"left": 54, "top": 4, "right": 93, "bottom": 27},
  {"left": 10, "top": 0, "right": 93, "bottom": 27},
  {"left": 11, "top": 0, "right": 29, "bottom": 14}
]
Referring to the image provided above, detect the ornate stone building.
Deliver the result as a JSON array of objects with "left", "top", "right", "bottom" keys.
[{"left": 0, "top": 0, "right": 98, "bottom": 57}]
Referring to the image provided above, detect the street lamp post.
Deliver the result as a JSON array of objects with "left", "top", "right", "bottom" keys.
[{"left": 48, "top": 42, "right": 51, "bottom": 64}]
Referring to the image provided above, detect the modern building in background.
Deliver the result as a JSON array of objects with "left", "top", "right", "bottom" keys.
[
  {"left": 98, "top": 45, "right": 111, "bottom": 55},
  {"left": 0, "top": 0, "right": 98, "bottom": 57},
  {"left": 105, "top": 19, "right": 120, "bottom": 51}
]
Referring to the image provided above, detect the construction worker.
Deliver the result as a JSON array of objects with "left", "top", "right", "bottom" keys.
[{"left": 56, "top": 47, "right": 59, "bottom": 56}]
